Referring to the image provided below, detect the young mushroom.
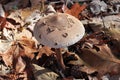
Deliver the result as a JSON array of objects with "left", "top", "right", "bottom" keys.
[{"left": 33, "top": 13, "right": 85, "bottom": 70}]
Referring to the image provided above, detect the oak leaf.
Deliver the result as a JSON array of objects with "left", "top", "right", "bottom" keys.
[
  {"left": 0, "top": 37, "right": 36, "bottom": 80},
  {"left": 0, "top": 37, "right": 37, "bottom": 70},
  {"left": 80, "top": 48, "right": 120, "bottom": 78},
  {"left": 36, "top": 46, "right": 55, "bottom": 60},
  {"left": 63, "top": 3, "right": 87, "bottom": 19},
  {"left": 79, "top": 31, "right": 120, "bottom": 78}
]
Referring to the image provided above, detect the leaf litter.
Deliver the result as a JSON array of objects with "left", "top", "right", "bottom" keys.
[{"left": 0, "top": 0, "right": 120, "bottom": 80}]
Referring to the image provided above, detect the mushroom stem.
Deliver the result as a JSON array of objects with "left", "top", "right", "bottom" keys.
[{"left": 55, "top": 48, "right": 66, "bottom": 70}]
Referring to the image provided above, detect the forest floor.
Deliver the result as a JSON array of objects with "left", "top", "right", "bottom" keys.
[{"left": 0, "top": 0, "right": 120, "bottom": 80}]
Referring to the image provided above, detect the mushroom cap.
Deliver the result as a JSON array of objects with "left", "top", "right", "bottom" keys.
[{"left": 33, "top": 13, "right": 85, "bottom": 48}]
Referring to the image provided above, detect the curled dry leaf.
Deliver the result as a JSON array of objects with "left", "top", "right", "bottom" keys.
[
  {"left": 65, "top": 52, "right": 97, "bottom": 73},
  {"left": 32, "top": 64, "right": 59, "bottom": 80},
  {"left": 93, "top": 44, "right": 120, "bottom": 64},
  {"left": 63, "top": 3, "right": 87, "bottom": 19},
  {"left": 80, "top": 48, "right": 120, "bottom": 78},
  {"left": 76, "top": 30, "right": 120, "bottom": 78},
  {"left": 16, "top": 37, "right": 37, "bottom": 59},
  {"left": 15, "top": 56, "right": 26, "bottom": 73},
  {"left": 0, "top": 37, "right": 37, "bottom": 80},
  {"left": 105, "top": 28, "right": 120, "bottom": 41},
  {"left": 14, "top": 28, "right": 32, "bottom": 39},
  {"left": 104, "top": 28, "right": 120, "bottom": 58},
  {"left": 68, "top": 30, "right": 120, "bottom": 79},
  {"left": 0, "top": 37, "right": 37, "bottom": 68},
  {"left": 1, "top": 44, "right": 17, "bottom": 67},
  {"left": 37, "top": 46, "right": 55, "bottom": 60}
]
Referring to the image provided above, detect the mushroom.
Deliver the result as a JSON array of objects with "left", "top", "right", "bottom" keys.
[{"left": 33, "top": 13, "right": 85, "bottom": 70}]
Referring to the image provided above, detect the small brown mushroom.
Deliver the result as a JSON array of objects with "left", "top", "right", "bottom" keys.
[{"left": 34, "top": 13, "right": 85, "bottom": 70}]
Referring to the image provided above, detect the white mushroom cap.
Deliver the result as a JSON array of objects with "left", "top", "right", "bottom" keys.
[{"left": 34, "top": 13, "right": 85, "bottom": 48}]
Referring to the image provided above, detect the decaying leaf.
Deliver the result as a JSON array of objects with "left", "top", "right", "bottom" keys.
[
  {"left": 0, "top": 37, "right": 37, "bottom": 79},
  {"left": 1, "top": 44, "right": 17, "bottom": 67},
  {"left": 14, "top": 28, "right": 32, "bottom": 39},
  {"left": 16, "top": 37, "right": 37, "bottom": 59},
  {"left": 32, "top": 64, "right": 59, "bottom": 80},
  {"left": 63, "top": 51, "right": 96, "bottom": 78},
  {"left": 1, "top": 37, "right": 36, "bottom": 67},
  {"left": 0, "top": 1, "right": 120, "bottom": 80},
  {"left": 37, "top": 46, "right": 55, "bottom": 60},
  {"left": 80, "top": 48, "right": 120, "bottom": 78},
  {"left": 73, "top": 30, "right": 120, "bottom": 78},
  {"left": 104, "top": 28, "right": 120, "bottom": 58},
  {"left": 63, "top": 3, "right": 87, "bottom": 19}
]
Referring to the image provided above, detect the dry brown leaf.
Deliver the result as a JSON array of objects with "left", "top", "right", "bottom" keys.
[
  {"left": 0, "top": 37, "right": 37, "bottom": 68},
  {"left": 17, "top": 37, "right": 36, "bottom": 48},
  {"left": 93, "top": 44, "right": 120, "bottom": 64},
  {"left": 16, "top": 37, "right": 37, "bottom": 59},
  {"left": 37, "top": 46, "right": 55, "bottom": 60},
  {"left": 64, "top": 51, "right": 97, "bottom": 75},
  {"left": 80, "top": 48, "right": 120, "bottom": 78},
  {"left": 0, "top": 38, "right": 36, "bottom": 80},
  {"left": 67, "top": 30, "right": 120, "bottom": 79},
  {"left": 63, "top": 3, "right": 87, "bottom": 19},
  {"left": 104, "top": 29, "right": 120, "bottom": 57},
  {"left": 15, "top": 56, "right": 26, "bottom": 73},
  {"left": 82, "top": 29, "right": 120, "bottom": 60},
  {"left": 14, "top": 29, "right": 32, "bottom": 41},
  {"left": 77, "top": 31, "right": 120, "bottom": 78},
  {"left": 1, "top": 46, "right": 15, "bottom": 67}
]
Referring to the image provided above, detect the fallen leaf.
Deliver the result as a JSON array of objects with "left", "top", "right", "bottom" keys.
[
  {"left": 14, "top": 28, "right": 32, "bottom": 39},
  {"left": 93, "top": 44, "right": 120, "bottom": 64},
  {"left": 32, "top": 64, "right": 59, "bottom": 80},
  {"left": 37, "top": 46, "right": 55, "bottom": 60},
  {"left": 0, "top": 38, "right": 37, "bottom": 80},
  {"left": 14, "top": 56, "right": 26, "bottom": 73},
  {"left": 17, "top": 37, "right": 37, "bottom": 59},
  {"left": 69, "top": 30, "right": 120, "bottom": 79},
  {"left": 1, "top": 44, "right": 17, "bottom": 67},
  {"left": 80, "top": 48, "right": 120, "bottom": 78},
  {"left": 63, "top": 3, "right": 87, "bottom": 19},
  {"left": 63, "top": 51, "right": 96, "bottom": 78},
  {"left": 0, "top": 38, "right": 36, "bottom": 68}
]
